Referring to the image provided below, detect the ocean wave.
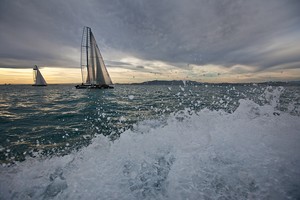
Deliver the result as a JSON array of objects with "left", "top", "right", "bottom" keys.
[{"left": 1, "top": 92, "right": 300, "bottom": 199}]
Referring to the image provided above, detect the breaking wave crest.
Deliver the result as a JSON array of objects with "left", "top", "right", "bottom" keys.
[{"left": 0, "top": 87, "right": 300, "bottom": 200}]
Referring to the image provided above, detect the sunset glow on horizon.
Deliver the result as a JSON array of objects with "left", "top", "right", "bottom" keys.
[{"left": 1, "top": 61, "right": 300, "bottom": 84}]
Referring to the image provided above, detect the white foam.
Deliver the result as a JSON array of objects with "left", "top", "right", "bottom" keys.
[{"left": 0, "top": 98, "right": 300, "bottom": 199}]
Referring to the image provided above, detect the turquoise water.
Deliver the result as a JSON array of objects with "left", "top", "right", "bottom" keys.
[{"left": 0, "top": 83, "right": 300, "bottom": 199}]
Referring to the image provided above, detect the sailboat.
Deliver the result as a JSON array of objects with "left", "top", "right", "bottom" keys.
[
  {"left": 32, "top": 65, "right": 47, "bottom": 86},
  {"left": 76, "top": 26, "right": 113, "bottom": 89}
]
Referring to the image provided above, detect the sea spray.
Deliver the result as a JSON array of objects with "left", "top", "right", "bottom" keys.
[{"left": 0, "top": 85, "right": 299, "bottom": 199}]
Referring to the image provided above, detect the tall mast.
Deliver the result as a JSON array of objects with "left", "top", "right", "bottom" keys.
[
  {"left": 86, "top": 27, "right": 89, "bottom": 83},
  {"left": 80, "top": 28, "right": 85, "bottom": 83}
]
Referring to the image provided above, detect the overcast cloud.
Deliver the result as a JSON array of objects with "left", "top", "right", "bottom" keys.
[{"left": 0, "top": 0, "right": 300, "bottom": 80}]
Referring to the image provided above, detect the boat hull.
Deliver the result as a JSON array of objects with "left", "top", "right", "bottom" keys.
[{"left": 75, "top": 84, "right": 114, "bottom": 89}]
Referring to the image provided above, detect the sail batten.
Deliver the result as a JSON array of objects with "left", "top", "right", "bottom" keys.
[{"left": 77, "top": 26, "right": 113, "bottom": 89}]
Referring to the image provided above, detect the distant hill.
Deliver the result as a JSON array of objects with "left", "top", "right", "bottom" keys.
[
  {"left": 128, "top": 80, "right": 300, "bottom": 86},
  {"left": 130, "top": 80, "right": 202, "bottom": 86},
  {"left": 257, "top": 81, "right": 300, "bottom": 86}
]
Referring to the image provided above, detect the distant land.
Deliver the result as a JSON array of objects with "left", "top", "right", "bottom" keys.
[
  {"left": 125, "top": 80, "right": 300, "bottom": 86},
  {"left": 1, "top": 80, "right": 300, "bottom": 86}
]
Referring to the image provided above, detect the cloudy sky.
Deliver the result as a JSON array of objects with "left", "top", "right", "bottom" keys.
[{"left": 0, "top": 0, "right": 300, "bottom": 84}]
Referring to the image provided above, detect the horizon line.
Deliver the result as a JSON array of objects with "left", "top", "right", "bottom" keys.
[{"left": 1, "top": 79, "right": 300, "bottom": 85}]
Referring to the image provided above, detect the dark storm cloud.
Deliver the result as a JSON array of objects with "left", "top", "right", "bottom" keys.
[
  {"left": 107, "top": 61, "right": 161, "bottom": 75},
  {"left": 106, "top": 61, "right": 132, "bottom": 67},
  {"left": 0, "top": 0, "right": 87, "bottom": 68},
  {"left": 0, "top": 0, "right": 299, "bottom": 71}
]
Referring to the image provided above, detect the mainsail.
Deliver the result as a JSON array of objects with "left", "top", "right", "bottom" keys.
[
  {"left": 77, "top": 26, "right": 113, "bottom": 89},
  {"left": 33, "top": 65, "right": 47, "bottom": 86}
]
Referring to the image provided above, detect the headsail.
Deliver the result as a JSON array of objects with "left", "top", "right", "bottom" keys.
[
  {"left": 33, "top": 65, "right": 47, "bottom": 86},
  {"left": 78, "top": 26, "right": 113, "bottom": 88}
]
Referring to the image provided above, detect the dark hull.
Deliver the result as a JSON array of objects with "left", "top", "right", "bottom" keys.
[
  {"left": 75, "top": 84, "right": 114, "bottom": 89},
  {"left": 32, "top": 85, "right": 47, "bottom": 86}
]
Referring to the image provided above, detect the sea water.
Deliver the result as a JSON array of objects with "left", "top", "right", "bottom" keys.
[{"left": 0, "top": 83, "right": 299, "bottom": 199}]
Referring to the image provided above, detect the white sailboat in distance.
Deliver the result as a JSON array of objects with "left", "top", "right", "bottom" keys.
[
  {"left": 76, "top": 26, "right": 113, "bottom": 89},
  {"left": 32, "top": 65, "right": 47, "bottom": 86}
]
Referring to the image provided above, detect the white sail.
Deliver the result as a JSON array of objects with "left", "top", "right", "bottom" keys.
[
  {"left": 33, "top": 65, "right": 47, "bottom": 86},
  {"left": 80, "top": 27, "right": 113, "bottom": 86},
  {"left": 91, "top": 32, "right": 113, "bottom": 85}
]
